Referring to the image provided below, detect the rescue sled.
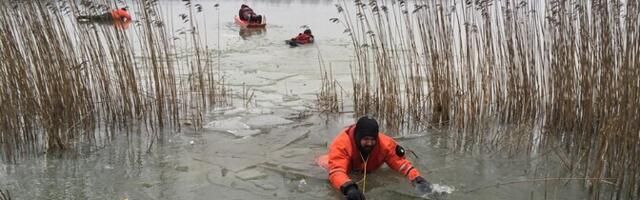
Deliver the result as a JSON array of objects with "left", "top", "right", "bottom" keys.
[{"left": 235, "top": 15, "right": 266, "bottom": 28}]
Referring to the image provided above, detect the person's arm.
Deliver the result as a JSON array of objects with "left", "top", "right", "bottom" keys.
[
  {"left": 328, "top": 142, "right": 352, "bottom": 190},
  {"left": 290, "top": 33, "right": 300, "bottom": 41},
  {"left": 384, "top": 139, "right": 421, "bottom": 181},
  {"left": 384, "top": 138, "right": 432, "bottom": 194},
  {"left": 329, "top": 142, "right": 366, "bottom": 200}
]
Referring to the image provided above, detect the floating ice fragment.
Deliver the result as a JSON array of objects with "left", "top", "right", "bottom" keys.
[
  {"left": 432, "top": 183, "right": 455, "bottom": 194},
  {"left": 205, "top": 117, "right": 250, "bottom": 130},
  {"left": 418, "top": 183, "right": 455, "bottom": 199},
  {"left": 245, "top": 115, "right": 292, "bottom": 127},
  {"left": 297, "top": 179, "right": 309, "bottom": 192}
]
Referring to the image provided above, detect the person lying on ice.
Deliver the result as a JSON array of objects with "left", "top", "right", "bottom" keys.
[
  {"left": 290, "top": 29, "right": 314, "bottom": 45},
  {"left": 77, "top": 7, "right": 132, "bottom": 22},
  {"left": 325, "top": 116, "right": 432, "bottom": 200}
]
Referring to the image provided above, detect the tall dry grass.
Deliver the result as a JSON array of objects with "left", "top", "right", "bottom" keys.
[
  {"left": 0, "top": 0, "right": 227, "bottom": 161},
  {"left": 335, "top": 0, "right": 639, "bottom": 198},
  {"left": 0, "top": 188, "right": 10, "bottom": 200},
  {"left": 317, "top": 62, "right": 343, "bottom": 114}
]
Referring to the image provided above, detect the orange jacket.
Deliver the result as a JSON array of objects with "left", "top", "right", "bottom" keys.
[
  {"left": 327, "top": 125, "right": 421, "bottom": 190},
  {"left": 113, "top": 20, "right": 131, "bottom": 30},
  {"left": 292, "top": 33, "right": 314, "bottom": 44},
  {"left": 111, "top": 9, "right": 131, "bottom": 21}
]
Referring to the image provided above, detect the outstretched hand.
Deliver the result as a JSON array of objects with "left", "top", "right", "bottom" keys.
[
  {"left": 412, "top": 176, "right": 433, "bottom": 194},
  {"left": 345, "top": 187, "right": 365, "bottom": 200},
  {"left": 341, "top": 182, "right": 365, "bottom": 200}
]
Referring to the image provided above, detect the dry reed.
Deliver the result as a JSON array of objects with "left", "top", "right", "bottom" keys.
[
  {"left": 0, "top": 0, "right": 227, "bottom": 161},
  {"left": 335, "top": 0, "right": 639, "bottom": 198},
  {"left": 0, "top": 188, "right": 10, "bottom": 200}
]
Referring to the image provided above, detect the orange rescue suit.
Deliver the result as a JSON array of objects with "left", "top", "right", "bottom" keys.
[
  {"left": 111, "top": 9, "right": 132, "bottom": 21},
  {"left": 327, "top": 125, "right": 421, "bottom": 190},
  {"left": 292, "top": 33, "right": 314, "bottom": 44}
]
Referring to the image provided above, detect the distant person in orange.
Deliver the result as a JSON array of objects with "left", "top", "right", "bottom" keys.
[
  {"left": 112, "top": 19, "right": 131, "bottom": 29},
  {"left": 77, "top": 8, "right": 132, "bottom": 22},
  {"left": 291, "top": 29, "right": 314, "bottom": 44},
  {"left": 238, "top": 4, "right": 262, "bottom": 23},
  {"left": 110, "top": 8, "right": 132, "bottom": 21},
  {"left": 322, "top": 116, "right": 432, "bottom": 200}
]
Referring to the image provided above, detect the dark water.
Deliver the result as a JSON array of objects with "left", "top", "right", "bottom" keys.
[{"left": 0, "top": 0, "right": 589, "bottom": 199}]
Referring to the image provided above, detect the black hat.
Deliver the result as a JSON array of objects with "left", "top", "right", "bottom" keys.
[
  {"left": 354, "top": 116, "right": 379, "bottom": 147},
  {"left": 241, "top": 4, "right": 249, "bottom": 8}
]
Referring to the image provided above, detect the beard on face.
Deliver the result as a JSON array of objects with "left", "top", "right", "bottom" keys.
[{"left": 361, "top": 143, "right": 375, "bottom": 153}]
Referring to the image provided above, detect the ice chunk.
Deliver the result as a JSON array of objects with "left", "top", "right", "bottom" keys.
[
  {"left": 256, "top": 101, "right": 276, "bottom": 108},
  {"left": 418, "top": 183, "right": 455, "bottom": 199},
  {"left": 228, "top": 129, "right": 261, "bottom": 138},
  {"left": 249, "top": 180, "right": 278, "bottom": 190},
  {"left": 296, "top": 179, "right": 309, "bottom": 192},
  {"left": 431, "top": 183, "right": 455, "bottom": 194},
  {"left": 223, "top": 107, "right": 247, "bottom": 115},
  {"left": 290, "top": 106, "right": 308, "bottom": 111},
  {"left": 247, "top": 108, "right": 273, "bottom": 114},
  {"left": 211, "top": 106, "right": 236, "bottom": 113},
  {"left": 278, "top": 148, "right": 312, "bottom": 158},
  {"left": 245, "top": 115, "right": 293, "bottom": 128},
  {"left": 235, "top": 169, "right": 267, "bottom": 181},
  {"left": 204, "top": 117, "right": 250, "bottom": 131},
  {"left": 202, "top": 156, "right": 265, "bottom": 172},
  {"left": 269, "top": 130, "right": 310, "bottom": 151}
]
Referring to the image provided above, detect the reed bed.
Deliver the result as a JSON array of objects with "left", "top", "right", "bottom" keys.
[
  {"left": 316, "top": 42, "right": 344, "bottom": 113},
  {"left": 0, "top": 0, "right": 227, "bottom": 161},
  {"left": 317, "top": 62, "right": 343, "bottom": 114},
  {"left": 335, "top": 0, "right": 639, "bottom": 198}
]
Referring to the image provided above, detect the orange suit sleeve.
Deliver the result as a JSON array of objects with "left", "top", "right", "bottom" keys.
[
  {"left": 328, "top": 134, "right": 352, "bottom": 191},
  {"left": 382, "top": 135, "right": 421, "bottom": 181}
]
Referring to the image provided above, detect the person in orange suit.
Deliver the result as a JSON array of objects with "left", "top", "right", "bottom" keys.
[
  {"left": 77, "top": 8, "right": 132, "bottom": 22},
  {"left": 326, "top": 116, "right": 432, "bottom": 200},
  {"left": 110, "top": 8, "right": 132, "bottom": 21},
  {"left": 238, "top": 4, "right": 262, "bottom": 23},
  {"left": 291, "top": 29, "right": 314, "bottom": 44}
]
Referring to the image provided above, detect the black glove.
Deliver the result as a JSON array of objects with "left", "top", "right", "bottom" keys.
[
  {"left": 341, "top": 182, "right": 365, "bottom": 200},
  {"left": 412, "top": 176, "right": 432, "bottom": 194}
]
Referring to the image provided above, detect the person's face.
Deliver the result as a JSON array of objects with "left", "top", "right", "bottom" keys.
[{"left": 360, "top": 136, "right": 377, "bottom": 152}]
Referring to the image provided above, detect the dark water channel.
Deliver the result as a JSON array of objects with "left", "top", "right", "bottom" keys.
[{"left": 0, "top": 0, "right": 589, "bottom": 199}]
